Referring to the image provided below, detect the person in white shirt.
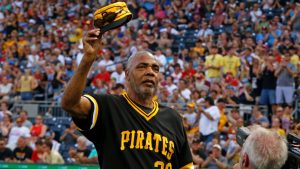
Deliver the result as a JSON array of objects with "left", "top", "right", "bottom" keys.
[
  {"left": 171, "top": 63, "right": 183, "bottom": 84},
  {"left": 165, "top": 76, "right": 177, "bottom": 94},
  {"left": 110, "top": 64, "right": 125, "bottom": 84},
  {"left": 7, "top": 118, "right": 31, "bottom": 150},
  {"left": 196, "top": 21, "right": 214, "bottom": 41},
  {"left": 178, "top": 79, "right": 191, "bottom": 101},
  {"left": 196, "top": 97, "right": 220, "bottom": 145},
  {"left": 27, "top": 48, "right": 40, "bottom": 68},
  {"left": 0, "top": 77, "right": 13, "bottom": 101},
  {"left": 98, "top": 49, "right": 115, "bottom": 72},
  {"left": 250, "top": 3, "right": 262, "bottom": 23},
  {"left": 154, "top": 48, "right": 167, "bottom": 72}
]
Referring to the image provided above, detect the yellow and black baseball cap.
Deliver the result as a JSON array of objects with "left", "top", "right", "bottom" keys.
[{"left": 93, "top": 2, "right": 132, "bottom": 33}]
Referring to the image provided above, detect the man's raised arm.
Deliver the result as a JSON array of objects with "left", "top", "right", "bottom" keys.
[{"left": 61, "top": 29, "right": 102, "bottom": 119}]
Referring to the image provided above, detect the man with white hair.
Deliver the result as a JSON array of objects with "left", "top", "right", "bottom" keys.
[{"left": 233, "top": 126, "right": 288, "bottom": 169}]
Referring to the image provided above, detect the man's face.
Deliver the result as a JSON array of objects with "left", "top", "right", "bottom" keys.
[
  {"left": 212, "top": 148, "right": 221, "bottom": 158},
  {"left": 19, "top": 112, "right": 27, "bottom": 120},
  {"left": 126, "top": 54, "right": 160, "bottom": 99},
  {"left": 210, "top": 47, "right": 217, "bottom": 54},
  {"left": 36, "top": 144, "right": 43, "bottom": 153},
  {"left": 17, "top": 138, "right": 26, "bottom": 149}
]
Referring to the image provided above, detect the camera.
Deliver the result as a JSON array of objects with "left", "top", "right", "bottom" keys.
[{"left": 236, "top": 127, "right": 300, "bottom": 169}]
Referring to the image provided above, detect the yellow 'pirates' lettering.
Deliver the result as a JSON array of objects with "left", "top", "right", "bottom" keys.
[
  {"left": 120, "top": 131, "right": 130, "bottom": 150},
  {"left": 130, "top": 130, "right": 136, "bottom": 149},
  {"left": 167, "top": 141, "right": 174, "bottom": 160},
  {"left": 153, "top": 133, "right": 162, "bottom": 153},
  {"left": 135, "top": 130, "right": 144, "bottom": 149},
  {"left": 161, "top": 136, "right": 168, "bottom": 156},
  {"left": 144, "top": 132, "right": 153, "bottom": 150},
  {"left": 120, "top": 130, "right": 175, "bottom": 160}
]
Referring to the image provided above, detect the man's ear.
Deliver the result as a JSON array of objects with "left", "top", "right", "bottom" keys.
[
  {"left": 242, "top": 153, "right": 250, "bottom": 168},
  {"left": 125, "top": 70, "right": 129, "bottom": 81}
]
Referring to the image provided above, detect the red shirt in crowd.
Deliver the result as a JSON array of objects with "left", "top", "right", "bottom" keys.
[{"left": 92, "top": 72, "right": 111, "bottom": 86}]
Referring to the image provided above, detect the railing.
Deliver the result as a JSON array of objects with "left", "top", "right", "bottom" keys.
[
  {"left": 10, "top": 100, "right": 69, "bottom": 118},
  {"left": 10, "top": 100, "right": 269, "bottom": 119},
  {"left": 10, "top": 99, "right": 300, "bottom": 121}
]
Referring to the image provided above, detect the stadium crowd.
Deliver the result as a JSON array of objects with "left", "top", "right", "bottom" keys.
[{"left": 0, "top": 0, "right": 300, "bottom": 168}]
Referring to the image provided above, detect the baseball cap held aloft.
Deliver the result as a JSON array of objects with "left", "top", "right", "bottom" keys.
[{"left": 93, "top": 2, "right": 132, "bottom": 33}]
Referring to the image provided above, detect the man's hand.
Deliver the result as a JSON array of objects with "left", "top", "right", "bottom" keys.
[{"left": 83, "top": 28, "right": 103, "bottom": 61}]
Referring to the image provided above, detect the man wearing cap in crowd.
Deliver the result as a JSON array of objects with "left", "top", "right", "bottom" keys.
[
  {"left": 201, "top": 144, "right": 228, "bottom": 169},
  {"left": 184, "top": 102, "right": 197, "bottom": 128},
  {"left": 195, "top": 97, "right": 220, "bottom": 145},
  {"left": 7, "top": 117, "right": 30, "bottom": 150}
]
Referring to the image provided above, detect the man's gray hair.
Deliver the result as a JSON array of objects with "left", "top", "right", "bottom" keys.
[
  {"left": 242, "top": 126, "right": 288, "bottom": 169},
  {"left": 126, "top": 50, "right": 156, "bottom": 70}
]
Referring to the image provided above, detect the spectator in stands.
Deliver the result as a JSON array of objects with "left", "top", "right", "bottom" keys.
[
  {"left": 281, "top": 105, "right": 293, "bottom": 133},
  {"left": 223, "top": 86, "right": 239, "bottom": 105},
  {"left": 68, "top": 136, "right": 91, "bottom": 164},
  {"left": 210, "top": 7, "right": 226, "bottom": 28},
  {"left": 271, "top": 117, "right": 286, "bottom": 137},
  {"left": 201, "top": 144, "right": 228, "bottom": 169},
  {"left": 31, "top": 139, "right": 44, "bottom": 163},
  {"left": 217, "top": 99, "right": 227, "bottom": 134},
  {"left": 167, "top": 89, "right": 185, "bottom": 105},
  {"left": 110, "top": 63, "right": 125, "bottom": 84},
  {"left": 259, "top": 55, "right": 277, "bottom": 111},
  {"left": 227, "top": 108, "right": 241, "bottom": 128},
  {"left": 205, "top": 45, "right": 223, "bottom": 82},
  {"left": 275, "top": 51, "right": 297, "bottom": 106},
  {"left": 86, "top": 148, "right": 99, "bottom": 164},
  {"left": 52, "top": 64, "right": 68, "bottom": 92},
  {"left": 44, "top": 129, "right": 60, "bottom": 152},
  {"left": 196, "top": 97, "right": 220, "bottom": 145},
  {"left": 164, "top": 76, "right": 177, "bottom": 94},
  {"left": 0, "top": 137, "right": 13, "bottom": 162},
  {"left": 0, "top": 77, "right": 13, "bottom": 101},
  {"left": 170, "top": 63, "right": 183, "bottom": 84},
  {"left": 191, "top": 138, "right": 206, "bottom": 168},
  {"left": 98, "top": 49, "right": 115, "bottom": 72},
  {"left": 0, "top": 114, "right": 13, "bottom": 137},
  {"left": 250, "top": 3, "right": 263, "bottom": 23},
  {"left": 293, "top": 123, "right": 300, "bottom": 136},
  {"left": 225, "top": 134, "right": 241, "bottom": 168},
  {"left": 30, "top": 115, "right": 47, "bottom": 139},
  {"left": 18, "top": 69, "right": 38, "bottom": 101},
  {"left": 0, "top": 101, "right": 12, "bottom": 122},
  {"left": 60, "top": 121, "right": 80, "bottom": 148},
  {"left": 154, "top": 48, "right": 167, "bottom": 72},
  {"left": 7, "top": 117, "right": 30, "bottom": 150},
  {"left": 196, "top": 20, "right": 214, "bottom": 42},
  {"left": 17, "top": 110, "right": 32, "bottom": 129},
  {"left": 41, "top": 140, "right": 64, "bottom": 164},
  {"left": 92, "top": 65, "right": 111, "bottom": 85},
  {"left": 184, "top": 102, "right": 197, "bottom": 128},
  {"left": 12, "top": 136, "right": 33, "bottom": 163},
  {"left": 238, "top": 84, "right": 256, "bottom": 105},
  {"left": 223, "top": 48, "right": 241, "bottom": 78},
  {"left": 178, "top": 79, "right": 191, "bottom": 101},
  {"left": 111, "top": 83, "right": 125, "bottom": 95},
  {"left": 250, "top": 106, "right": 269, "bottom": 128}
]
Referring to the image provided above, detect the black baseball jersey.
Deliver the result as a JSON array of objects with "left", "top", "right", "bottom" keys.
[{"left": 72, "top": 92, "right": 193, "bottom": 169}]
